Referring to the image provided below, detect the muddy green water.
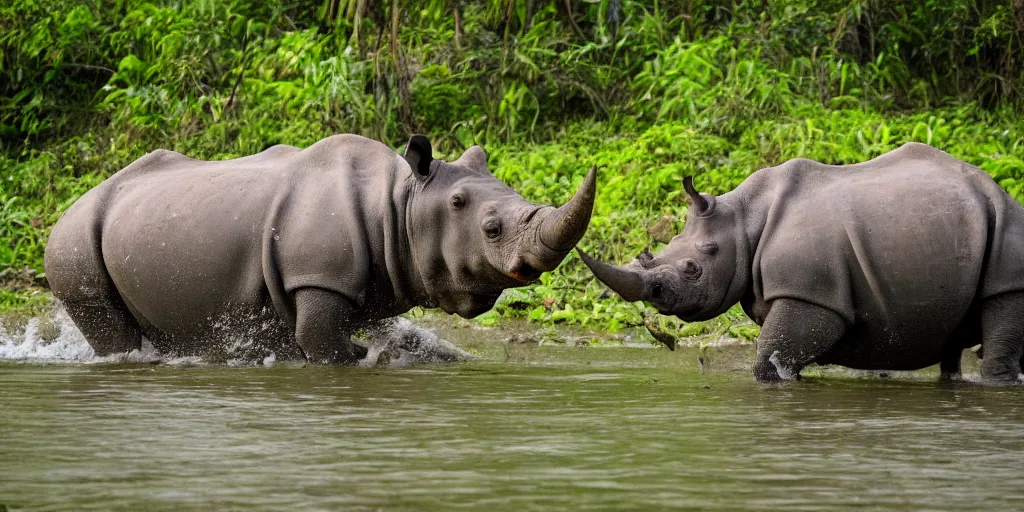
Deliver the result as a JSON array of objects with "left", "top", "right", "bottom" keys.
[{"left": 1, "top": 341, "right": 1023, "bottom": 511}]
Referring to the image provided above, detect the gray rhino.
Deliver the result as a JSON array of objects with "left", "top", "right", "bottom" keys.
[
  {"left": 579, "top": 142, "right": 1024, "bottom": 383},
  {"left": 45, "top": 134, "right": 596, "bottom": 363}
]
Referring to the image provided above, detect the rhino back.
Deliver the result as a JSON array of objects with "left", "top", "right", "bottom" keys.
[
  {"left": 92, "top": 135, "right": 401, "bottom": 335},
  {"left": 101, "top": 155, "right": 284, "bottom": 329},
  {"left": 751, "top": 144, "right": 1024, "bottom": 368}
]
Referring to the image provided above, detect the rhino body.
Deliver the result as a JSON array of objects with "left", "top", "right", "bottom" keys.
[
  {"left": 45, "top": 134, "right": 595, "bottom": 363},
  {"left": 581, "top": 142, "right": 1024, "bottom": 382}
]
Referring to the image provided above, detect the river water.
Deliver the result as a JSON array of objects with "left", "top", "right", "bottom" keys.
[{"left": 1, "top": 317, "right": 1023, "bottom": 510}]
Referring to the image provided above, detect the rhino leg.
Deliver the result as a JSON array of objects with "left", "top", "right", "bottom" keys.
[
  {"left": 939, "top": 315, "right": 980, "bottom": 381},
  {"left": 46, "top": 236, "right": 142, "bottom": 356},
  {"left": 753, "top": 299, "right": 846, "bottom": 382},
  {"left": 293, "top": 287, "right": 368, "bottom": 365},
  {"left": 978, "top": 291, "right": 1024, "bottom": 384},
  {"left": 62, "top": 298, "right": 142, "bottom": 356}
]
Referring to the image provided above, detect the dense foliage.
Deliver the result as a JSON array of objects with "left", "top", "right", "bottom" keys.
[{"left": 3, "top": 0, "right": 1024, "bottom": 342}]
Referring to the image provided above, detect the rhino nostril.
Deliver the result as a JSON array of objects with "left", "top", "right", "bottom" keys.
[{"left": 651, "top": 284, "right": 662, "bottom": 299}]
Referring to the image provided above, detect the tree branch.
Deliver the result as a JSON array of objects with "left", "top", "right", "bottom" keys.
[{"left": 61, "top": 63, "right": 115, "bottom": 74}]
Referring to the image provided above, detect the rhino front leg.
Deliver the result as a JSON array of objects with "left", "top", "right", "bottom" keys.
[
  {"left": 753, "top": 299, "right": 846, "bottom": 382},
  {"left": 978, "top": 291, "right": 1024, "bottom": 384},
  {"left": 293, "top": 287, "right": 368, "bottom": 364}
]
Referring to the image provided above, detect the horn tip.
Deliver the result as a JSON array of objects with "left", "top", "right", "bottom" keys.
[{"left": 583, "top": 166, "right": 597, "bottom": 191}]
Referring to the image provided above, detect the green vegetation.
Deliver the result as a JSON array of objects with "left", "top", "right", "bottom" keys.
[{"left": 3, "top": 0, "right": 1024, "bottom": 344}]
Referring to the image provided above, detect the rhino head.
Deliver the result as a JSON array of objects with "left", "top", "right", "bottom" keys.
[
  {"left": 577, "top": 176, "right": 747, "bottom": 322},
  {"left": 403, "top": 135, "right": 596, "bottom": 318}
]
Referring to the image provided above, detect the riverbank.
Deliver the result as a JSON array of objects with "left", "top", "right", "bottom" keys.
[
  {"left": 0, "top": 289, "right": 752, "bottom": 365},
  {"left": 3, "top": 291, "right": 990, "bottom": 390},
  {"left": 0, "top": 289, "right": 991, "bottom": 384}
]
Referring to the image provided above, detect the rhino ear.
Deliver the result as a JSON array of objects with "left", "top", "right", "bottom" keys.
[
  {"left": 454, "top": 145, "right": 490, "bottom": 174},
  {"left": 404, "top": 134, "right": 433, "bottom": 178}
]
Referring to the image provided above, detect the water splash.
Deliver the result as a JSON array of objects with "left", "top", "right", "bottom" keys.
[
  {"left": 0, "top": 304, "right": 95, "bottom": 362},
  {"left": 359, "top": 317, "right": 477, "bottom": 368},
  {"left": 0, "top": 305, "right": 199, "bottom": 365},
  {"left": 768, "top": 350, "right": 795, "bottom": 380},
  {"left": 0, "top": 303, "right": 474, "bottom": 368}
]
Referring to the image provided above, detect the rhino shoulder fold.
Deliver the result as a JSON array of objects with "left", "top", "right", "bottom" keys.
[
  {"left": 897, "top": 141, "right": 936, "bottom": 153},
  {"left": 311, "top": 133, "right": 393, "bottom": 156},
  {"left": 896, "top": 141, "right": 963, "bottom": 158},
  {"left": 138, "top": 148, "right": 188, "bottom": 166},
  {"left": 112, "top": 148, "right": 191, "bottom": 179},
  {"left": 143, "top": 148, "right": 187, "bottom": 161},
  {"left": 855, "top": 141, "right": 966, "bottom": 171}
]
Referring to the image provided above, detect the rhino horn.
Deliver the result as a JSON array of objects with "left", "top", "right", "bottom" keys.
[
  {"left": 576, "top": 249, "right": 646, "bottom": 303},
  {"left": 539, "top": 167, "right": 597, "bottom": 252},
  {"left": 683, "top": 176, "right": 710, "bottom": 214}
]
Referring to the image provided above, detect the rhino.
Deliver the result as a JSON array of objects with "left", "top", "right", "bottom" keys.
[
  {"left": 578, "top": 142, "right": 1024, "bottom": 383},
  {"left": 44, "top": 134, "right": 596, "bottom": 363}
]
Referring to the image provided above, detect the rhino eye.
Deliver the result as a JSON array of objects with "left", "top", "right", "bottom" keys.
[
  {"left": 451, "top": 194, "right": 466, "bottom": 210},
  {"left": 682, "top": 259, "right": 702, "bottom": 280},
  {"left": 483, "top": 218, "right": 502, "bottom": 239}
]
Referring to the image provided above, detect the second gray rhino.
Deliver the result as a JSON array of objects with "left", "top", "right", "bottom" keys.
[
  {"left": 580, "top": 142, "right": 1024, "bottom": 384},
  {"left": 44, "top": 134, "right": 596, "bottom": 364}
]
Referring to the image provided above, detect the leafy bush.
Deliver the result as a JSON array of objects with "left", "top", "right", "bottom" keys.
[{"left": 2, "top": 0, "right": 1024, "bottom": 344}]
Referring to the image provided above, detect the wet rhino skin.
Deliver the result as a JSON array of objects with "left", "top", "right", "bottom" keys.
[
  {"left": 580, "top": 142, "right": 1024, "bottom": 383},
  {"left": 44, "top": 134, "right": 596, "bottom": 363}
]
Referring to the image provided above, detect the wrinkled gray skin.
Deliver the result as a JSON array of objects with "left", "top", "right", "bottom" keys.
[
  {"left": 580, "top": 142, "right": 1024, "bottom": 384},
  {"left": 45, "top": 134, "right": 596, "bottom": 363}
]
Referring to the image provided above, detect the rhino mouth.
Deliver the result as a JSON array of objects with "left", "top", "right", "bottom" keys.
[
  {"left": 447, "top": 293, "right": 503, "bottom": 318},
  {"left": 645, "top": 281, "right": 710, "bottom": 320},
  {"left": 508, "top": 261, "right": 543, "bottom": 283},
  {"left": 661, "top": 303, "right": 704, "bottom": 320}
]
